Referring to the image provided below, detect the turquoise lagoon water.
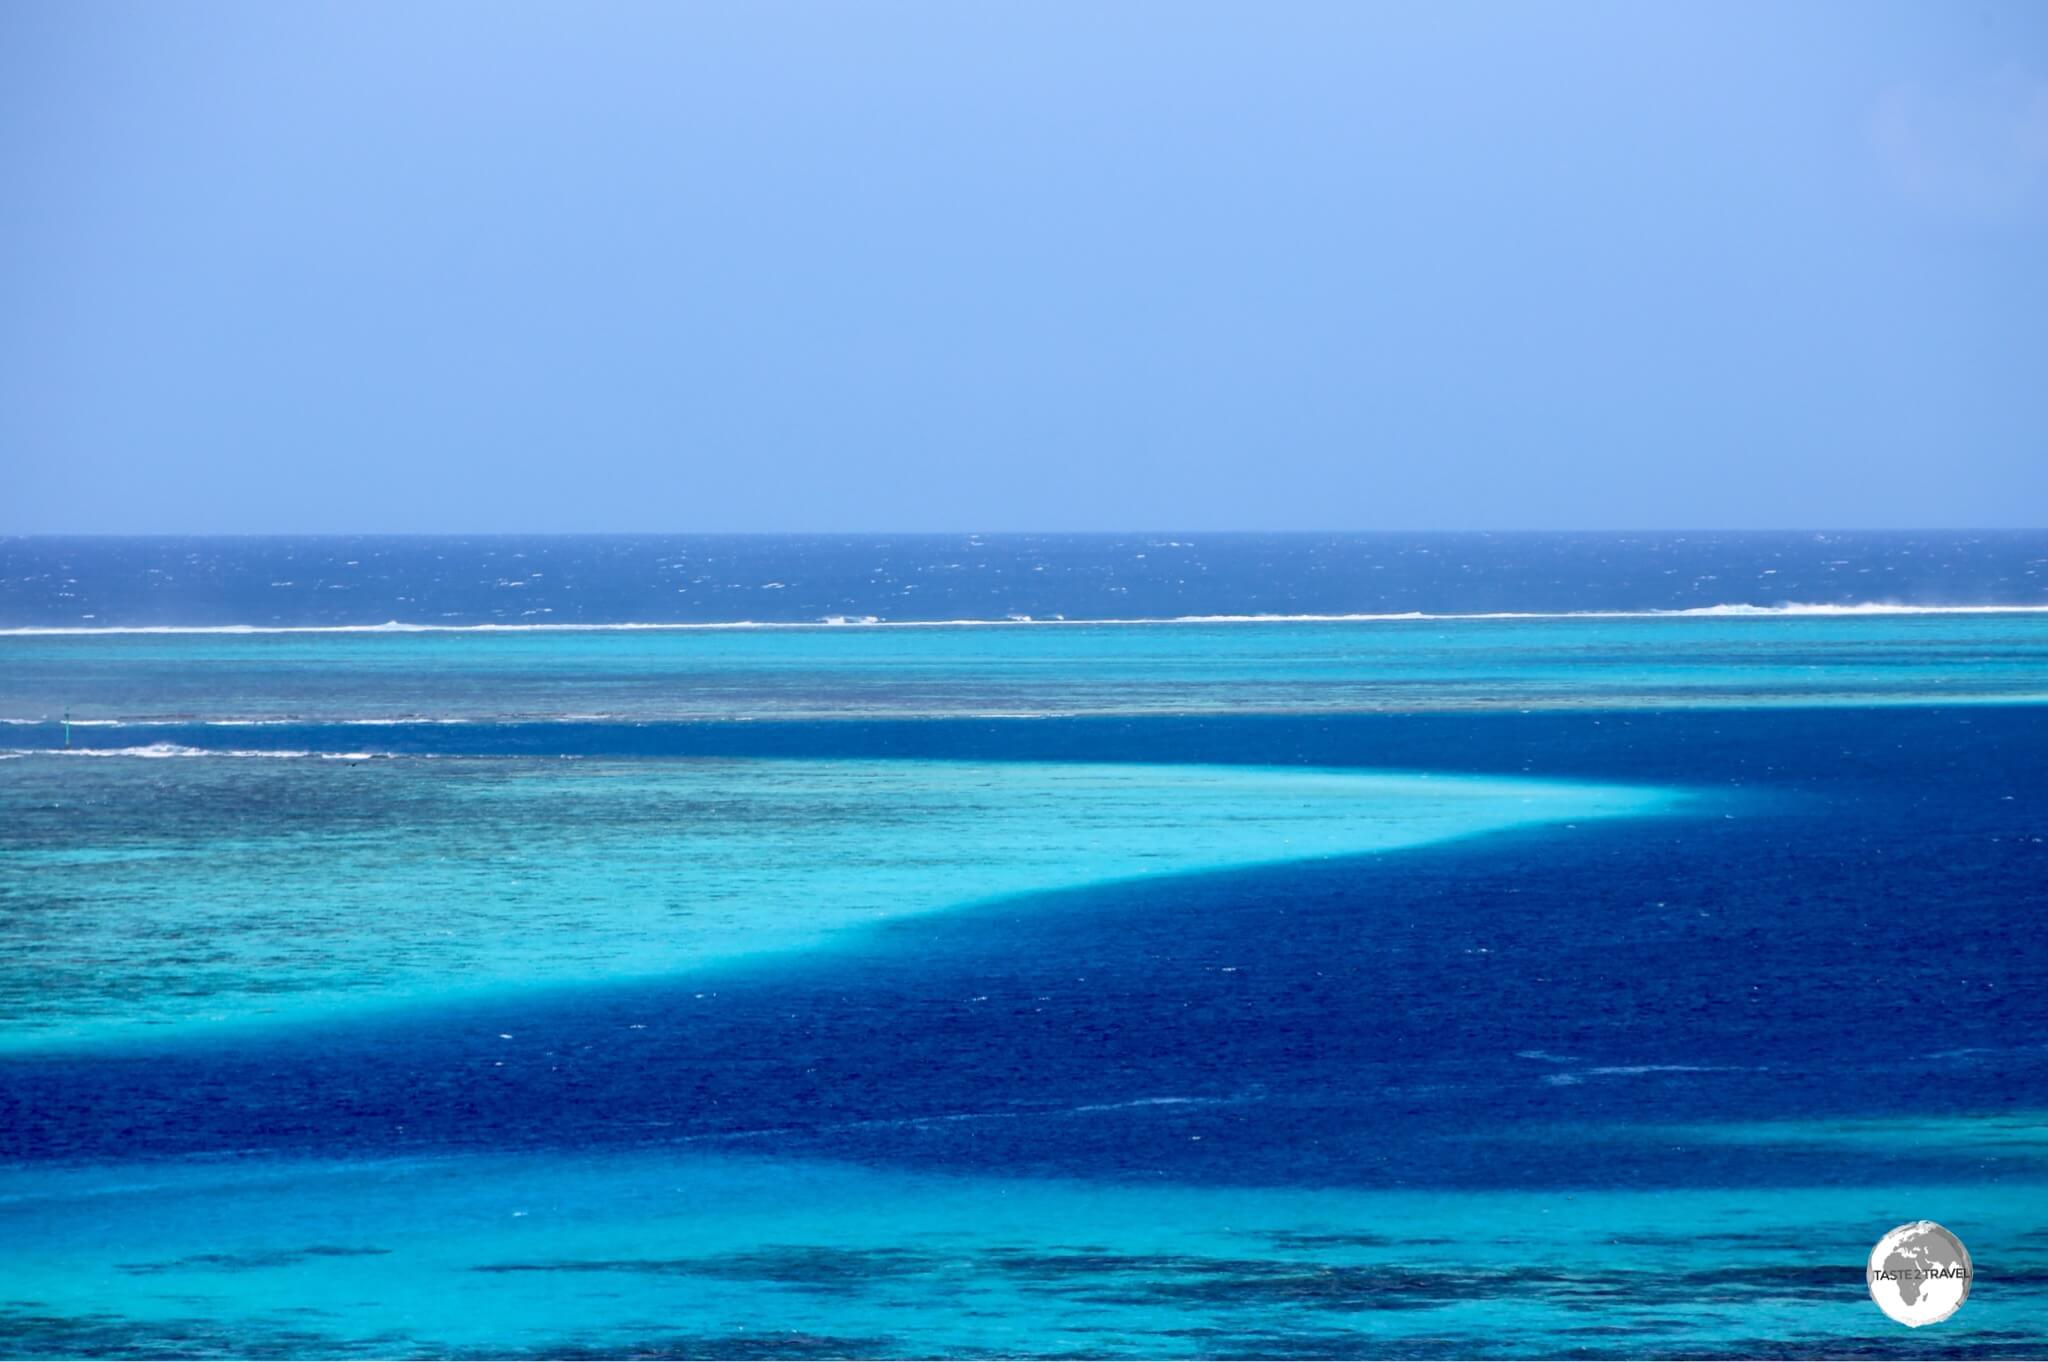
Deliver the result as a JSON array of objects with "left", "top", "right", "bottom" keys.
[
  {"left": 4, "top": 605, "right": 2048, "bottom": 1358},
  {"left": 4, "top": 1145, "right": 2046, "bottom": 1359},
  {"left": 0, "top": 756, "right": 1670, "bottom": 1049},
  {"left": 4, "top": 613, "right": 2048, "bottom": 726}
]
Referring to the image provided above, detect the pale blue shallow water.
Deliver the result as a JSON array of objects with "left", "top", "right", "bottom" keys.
[
  {"left": 0, "top": 756, "right": 1675, "bottom": 1050},
  {"left": 3, "top": 536, "right": 2046, "bottom": 1358},
  {"left": 4, "top": 1146, "right": 2044, "bottom": 1359},
  {"left": 4, "top": 613, "right": 2048, "bottom": 726}
]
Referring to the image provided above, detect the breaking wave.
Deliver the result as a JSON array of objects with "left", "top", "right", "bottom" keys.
[
  {"left": 3, "top": 602, "right": 2047, "bottom": 635},
  {"left": 2, "top": 744, "right": 397, "bottom": 760}
]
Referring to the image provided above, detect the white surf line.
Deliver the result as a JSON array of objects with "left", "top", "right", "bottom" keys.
[
  {"left": 4, "top": 602, "right": 2048, "bottom": 635},
  {"left": 2, "top": 744, "right": 396, "bottom": 760}
]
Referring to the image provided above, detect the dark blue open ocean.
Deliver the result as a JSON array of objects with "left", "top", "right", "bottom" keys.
[
  {"left": 5, "top": 531, "right": 2046, "bottom": 627},
  {"left": 2, "top": 533, "right": 2045, "bottom": 1357}
]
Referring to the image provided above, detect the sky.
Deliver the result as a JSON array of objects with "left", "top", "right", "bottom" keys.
[{"left": 1, "top": 0, "right": 2044, "bottom": 533}]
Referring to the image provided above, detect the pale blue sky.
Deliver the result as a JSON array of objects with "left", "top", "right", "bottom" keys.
[{"left": 2, "top": 1, "right": 2043, "bottom": 532}]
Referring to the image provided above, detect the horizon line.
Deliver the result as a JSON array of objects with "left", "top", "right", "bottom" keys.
[{"left": 6, "top": 527, "right": 2048, "bottom": 540}]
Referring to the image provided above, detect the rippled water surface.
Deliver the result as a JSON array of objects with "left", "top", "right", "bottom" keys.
[{"left": 2, "top": 537, "right": 2045, "bottom": 1357}]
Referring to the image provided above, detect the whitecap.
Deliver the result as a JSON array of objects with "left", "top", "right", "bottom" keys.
[{"left": 3, "top": 601, "right": 2044, "bottom": 635}]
